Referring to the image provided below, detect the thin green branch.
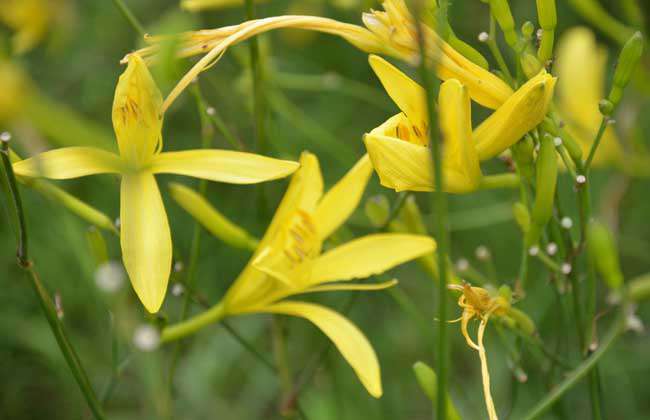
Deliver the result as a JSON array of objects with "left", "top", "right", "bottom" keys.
[{"left": 111, "top": 0, "right": 146, "bottom": 37}]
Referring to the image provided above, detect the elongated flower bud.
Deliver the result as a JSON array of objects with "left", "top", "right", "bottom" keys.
[
  {"left": 475, "top": 71, "right": 556, "bottom": 160},
  {"left": 629, "top": 273, "right": 650, "bottom": 302},
  {"left": 489, "top": 0, "right": 518, "bottom": 47},
  {"left": 169, "top": 182, "right": 259, "bottom": 251},
  {"left": 412, "top": 362, "right": 462, "bottom": 420},
  {"left": 536, "top": 0, "right": 557, "bottom": 63},
  {"left": 112, "top": 54, "right": 164, "bottom": 167},
  {"left": 527, "top": 134, "right": 558, "bottom": 245},
  {"left": 506, "top": 307, "right": 536, "bottom": 336},
  {"left": 520, "top": 52, "right": 543, "bottom": 79},
  {"left": 513, "top": 202, "right": 531, "bottom": 233},
  {"left": 588, "top": 221, "right": 623, "bottom": 289},
  {"left": 608, "top": 31, "right": 644, "bottom": 108}
]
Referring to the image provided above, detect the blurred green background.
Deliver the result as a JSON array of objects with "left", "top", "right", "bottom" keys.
[{"left": 2, "top": 0, "right": 650, "bottom": 419}]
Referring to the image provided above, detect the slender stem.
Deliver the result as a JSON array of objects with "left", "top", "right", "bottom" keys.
[
  {"left": 479, "top": 173, "right": 520, "bottom": 190},
  {"left": 487, "top": 15, "right": 514, "bottom": 85},
  {"left": 584, "top": 118, "right": 609, "bottom": 173},
  {"left": 111, "top": 0, "right": 146, "bottom": 37},
  {"left": 414, "top": 4, "right": 448, "bottom": 420},
  {"left": 222, "top": 321, "right": 276, "bottom": 372},
  {"left": 1, "top": 141, "right": 106, "bottom": 420},
  {"left": 521, "top": 309, "right": 626, "bottom": 420},
  {"left": 162, "top": 302, "right": 227, "bottom": 343},
  {"left": 379, "top": 191, "right": 410, "bottom": 230},
  {"left": 244, "top": 0, "right": 267, "bottom": 155}
]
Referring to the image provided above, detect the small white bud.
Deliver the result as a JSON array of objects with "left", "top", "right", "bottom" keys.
[
  {"left": 114, "top": 218, "right": 121, "bottom": 229},
  {"left": 546, "top": 242, "right": 558, "bottom": 256},
  {"left": 626, "top": 313, "right": 645, "bottom": 333},
  {"left": 553, "top": 137, "right": 563, "bottom": 147},
  {"left": 171, "top": 283, "right": 185, "bottom": 297},
  {"left": 607, "top": 118, "right": 617, "bottom": 126},
  {"left": 206, "top": 106, "right": 216, "bottom": 116},
  {"left": 456, "top": 258, "right": 469, "bottom": 272},
  {"left": 536, "top": 28, "right": 544, "bottom": 40},
  {"left": 133, "top": 325, "right": 160, "bottom": 352},
  {"left": 561, "top": 217, "right": 573, "bottom": 229},
  {"left": 528, "top": 246, "right": 540, "bottom": 256},
  {"left": 478, "top": 32, "right": 489, "bottom": 43},
  {"left": 588, "top": 340, "right": 598, "bottom": 352},
  {"left": 54, "top": 293, "right": 64, "bottom": 320},
  {"left": 475, "top": 245, "right": 490, "bottom": 260},
  {"left": 561, "top": 263, "right": 572, "bottom": 275},
  {"left": 576, "top": 175, "right": 587, "bottom": 185},
  {"left": 0, "top": 131, "right": 11, "bottom": 142},
  {"left": 95, "top": 261, "right": 126, "bottom": 293},
  {"left": 174, "top": 261, "right": 184, "bottom": 272}
]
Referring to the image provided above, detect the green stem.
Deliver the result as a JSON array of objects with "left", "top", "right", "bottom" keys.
[
  {"left": 162, "top": 302, "right": 227, "bottom": 343},
  {"left": 584, "top": 118, "right": 608, "bottom": 174},
  {"left": 521, "top": 309, "right": 626, "bottom": 420},
  {"left": 487, "top": 15, "right": 514, "bottom": 85},
  {"left": 1, "top": 141, "right": 106, "bottom": 420},
  {"left": 111, "top": 0, "right": 146, "bottom": 37},
  {"left": 479, "top": 173, "right": 520, "bottom": 190},
  {"left": 245, "top": 0, "right": 267, "bottom": 155},
  {"left": 415, "top": 4, "right": 448, "bottom": 420}
]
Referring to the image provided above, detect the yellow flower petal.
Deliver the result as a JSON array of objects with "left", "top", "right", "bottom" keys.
[
  {"left": 314, "top": 154, "right": 373, "bottom": 240},
  {"left": 168, "top": 182, "right": 259, "bottom": 251},
  {"left": 438, "top": 79, "right": 481, "bottom": 191},
  {"left": 474, "top": 71, "right": 556, "bottom": 160},
  {"left": 304, "top": 279, "right": 398, "bottom": 293},
  {"left": 262, "top": 300, "right": 382, "bottom": 398},
  {"left": 364, "top": 134, "right": 433, "bottom": 192},
  {"left": 120, "top": 174, "right": 172, "bottom": 313},
  {"left": 368, "top": 55, "right": 426, "bottom": 130},
  {"left": 113, "top": 53, "right": 164, "bottom": 168},
  {"left": 149, "top": 150, "right": 299, "bottom": 184},
  {"left": 309, "top": 233, "right": 435, "bottom": 284},
  {"left": 12, "top": 147, "right": 124, "bottom": 179}
]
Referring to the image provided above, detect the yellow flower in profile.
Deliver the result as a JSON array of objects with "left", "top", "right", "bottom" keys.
[
  {"left": 0, "top": 0, "right": 51, "bottom": 54},
  {"left": 163, "top": 152, "right": 437, "bottom": 397},
  {"left": 129, "top": 0, "right": 512, "bottom": 112},
  {"left": 449, "top": 284, "right": 510, "bottom": 420},
  {"left": 363, "top": 55, "right": 481, "bottom": 193},
  {"left": 12, "top": 54, "right": 299, "bottom": 313},
  {"left": 556, "top": 27, "right": 622, "bottom": 166}
]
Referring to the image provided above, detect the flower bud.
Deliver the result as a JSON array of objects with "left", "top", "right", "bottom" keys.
[
  {"left": 536, "top": 0, "right": 556, "bottom": 62},
  {"left": 598, "top": 99, "right": 614, "bottom": 116},
  {"left": 527, "top": 135, "right": 557, "bottom": 245},
  {"left": 506, "top": 307, "right": 536, "bottom": 336},
  {"left": 608, "top": 32, "right": 644, "bottom": 108},
  {"left": 521, "top": 21, "right": 535, "bottom": 39},
  {"left": 628, "top": 273, "right": 650, "bottom": 302},
  {"left": 520, "top": 52, "right": 543, "bottom": 79},
  {"left": 513, "top": 202, "right": 531, "bottom": 233},
  {"left": 169, "top": 182, "right": 259, "bottom": 251},
  {"left": 364, "top": 195, "right": 390, "bottom": 228},
  {"left": 489, "top": 0, "right": 518, "bottom": 47},
  {"left": 587, "top": 220, "right": 623, "bottom": 289},
  {"left": 412, "top": 362, "right": 462, "bottom": 420}
]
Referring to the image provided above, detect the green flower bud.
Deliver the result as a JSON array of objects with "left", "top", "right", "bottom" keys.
[
  {"left": 364, "top": 195, "right": 390, "bottom": 228},
  {"left": 521, "top": 52, "right": 543, "bottom": 79},
  {"left": 448, "top": 33, "right": 490, "bottom": 69},
  {"left": 506, "top": 307, "right": 536, "bottom": 336},
  {"left": 587, "top": 220, "right": 623, "bottom": 289},
  {"left": 511, "top": 136, "right": 535, "bottom": 179},
  {"left": 536, "top": 0, "right": 557, "bottom": 62},
  {"left": 528, "top": 135, "right": 558, "bottom": 244},
  {"left": 489, "top": 0, "right": 518, "bottom": 47},
  {"left": 598, "top": 99, "right": 614, "bottom": 116},
  {"left": 412, "top": 362, "right": 462, "bottom": 420},
  {"left": 521, "top": 21, "right": 536, "bottom": 39},
  {"left": 628, "top": 273, "right": 650, "bottom": 302},
  {"left": 513, "top": 202, "right": 531, "bottom": 233},
  {"left": 169, "top": 182, "right": 259, "bottom": 251},
  {"left": 608, "top": 32, "right": 644, "bottom": 107}
]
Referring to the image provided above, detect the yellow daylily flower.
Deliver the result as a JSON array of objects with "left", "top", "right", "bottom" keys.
[
  {"left": 181, "top": 0, "right": 267, "bottom": 11},
  {"left": 128, "top": 0, "right": 512, "bottom": 112},
  {"left": 164, "top": 152, "right": 436, "bottom": 397},
  {"left": 364, "top": 55, "right": 481, "bottom": 193},
  {"left": 12, "top": 54, "right": 299, "bottom": 313},
  {"left": 556, "top": 27, "right": 622, "bottom": 166},
  {"left": 449, "top": 284, "right": 511, "bottom": 420},
  {"left": 474, "top": 70, "right": 557, "bottom": 160}
]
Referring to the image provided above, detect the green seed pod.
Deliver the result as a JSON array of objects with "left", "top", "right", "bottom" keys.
[
  {"left": 608, "top": 32, "right": 644, "bottom": 108},
  {"left": 598, "top": 99, "right": 614, "bottom": 116},
  {"left": 412, "top": 362, "right": 462, "bottom": 420},
  {"left": 169, "top": 182, "right": 259, "bottom": 251},
  {"left": 513, "top": 201, "right": 531, "bottom": 233},
  {"left": 86, "top": 226, "right": 109, "bottom": 267},
  {"left": 489, "top": 0, "right": 519, "bottom": 47},
  {"left": 536, "top": 0, "right": 557, "bottom": 63},
  {"left": 506, "top": 307, "right": 537, "bottom": 336},
  {"left": 364, "top": 195, "right": 390, "bottom": 228},
  {"left": 521, "top": 21, "right": 536, "bottom": 39},
  {"left": 529, "top": 135, "right": 558, "bottom": 244},
  {"left": 587, "top": 220, "right": 623, "bottom": 289},
  {"left": 628, "top": 273, "right": 650, "bottom": 302},
  {"left": 521, "top": 52, "right": 543, "bottom": 79}
]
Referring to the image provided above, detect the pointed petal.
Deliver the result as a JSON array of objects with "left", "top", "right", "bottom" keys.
[
  {"left": 120, "top": 174, "right": 172, "bottom": 313},
  {"left": 369, "top": 55, "right": 427, "bottom": 129},
  {"left": 262, "top": 300, "right": 382, "bottom": 398},
  {"left": 309, "top": 233, "right": 436, "bottom": 284},
  {"left": 314, "top": 154, "right": 373, "bottom": 240},
  {"left": 438, "top": 79, "right": 481, "bottom": 191},
  {"left": 12, "top": 147, "right": 123, "bottom": 179},
  {"left": 364, "top": 134, "right": 433, "bottom": 192},
  {"left": 150, "top": 150, "right": 299, "bottom": 184},
  {"left": 304, "top": 279, "right": 398, "bottom": 293},
  {"left": 474, "top": 71, "right": 556, "bottom": 160}
]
